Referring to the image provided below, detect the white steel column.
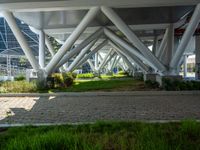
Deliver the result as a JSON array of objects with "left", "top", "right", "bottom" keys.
[
  {"left": 170, "top": 4, "right": 200, "bottom": 69},
  {"left": 117, "top": 58, "right": 126, "bottom": 71},
  {"left": 183, "top": 54, "right": 188, "bottom": 78},
  {"left": 104, "top": 52, "right": 116, "bottom": 70},
  {"left": 2, "top": 11, "right": 40, "bottom": 70},
  {"left": 163, "top": 24, "right": 174, "bottom": 67},
  {"left": 109, "top": 54, "right": 117, "bottom": 71},
  {"left": 165, "top": 24, "right": 174, "bottom": 66},
  {"left": 95, "top": 53, "right": 99, "bottom": 70},
  {"left": 196, "top": 36, "right": 200, "bottom": 80},
  {"left": 98, "top": 48, "right": 113, "bottom": 70},
  {"left": 152, "top": 35, "right": 158, "bottom": 55},
  {"left": 67, "top": 39, "right": 97, "bottom": 72},
  {"left": 111, "top": 56, "right": 120, "bottom": 70},
  {"left": 39, "top": 30, "right": 45, "bottom": 68},
  {"left": 75, "top": 40, "right": 108, "bottom": 69},
  {"left": 156, "top": 28, "right": 168, "bottom": 58},
  {"left": 113, "top": 49, "right": 134, "bottom": 71},
  {"left": 55, "top": 28, "right": 103, "bottom": 69},
  {"left": 105, "top": 28, "right": 155, "bottom": 71},
  {"left": 110, "top": 41, "right": 148, "bottom": 73},
  {"left": 45, "top": 7, "right": 100, "bottom": 75},
  {"left": 101, "top": 6, "right": 166, "bottom": 72},
  {"left": 45, "top": 35, "right": 55, "bottom": 56},
  {"left": 98, "top": 53, "right": 103, "bottom": 63},
  {"left": 87, "top": 59, "right": 95, "bottom": 72},
  {"left": 173, "top": 37, "right": 180, "bottom": 56}
]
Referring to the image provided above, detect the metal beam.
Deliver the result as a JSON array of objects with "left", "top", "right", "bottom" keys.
[
  {"left": 87, "top": 59, "right": 95, "bottom": 72},
  {"left": 110, "top": 41, "right": 148, "bottom": 73},
  {"left": 44, "top": 24, "right": 170, "bottom": 36},
  {"left": 55, "top": 28, "right": 103, "bottom": 70},
  {"left": 39, "top": 30, "right": 45, "bottom": 68},
  {"left": 95, "top": 52, "right": 98, "bottom": 70},
  {"left": 170, "top": 4, "right": 200, "bottom": 70},
  {"left": 196, "top": 35, "right": 200, "bottom": 80},
  {"left": 97, "top": 48, "right": 113, "bottom": 71},
  {"left": 183, "top": 54, "right": 188, "bottom": 78},
  {"left": 101, "top": 6, "right": 166, "bottom": 72},
  {"left": 110, "top": 55, "right": 118, "bottom": 71},
  {"left": 1, "top": 11, "right": 40, "bottom": 70},
  {"left": 152, "top": 35, "right": 158, "bottom": 55},
  {"left": 104, "top": 52, "right": 117, "bottom": 71},
  {"left": 0, "top": 0, "right": 198, "bottom": 12},
  {"left": 165, "top": 24, "right": 174, "bottom": 66},
  {"left": 156, "top": 28, "right": 168, "bottom": 58},
  {"left": 45, "top": 7, "right": 100, "bottom": 75},
  {"left": 104, "top": 28, "right": 155, "bottom": 71},
  {"left": 113, "top": 56, "right": 121, "bottom": 70},
  {"left": 45, "top": 35, "right": 55, "bottom": 56},
  {"left": 67, "top": 39, "right": 97, "bottom": 72},
  {"left": 74, "top": 40, "right": 108, "bottom": 69},
  {"left": 113, "top": 49, "right": 134, "bottom": 71}
]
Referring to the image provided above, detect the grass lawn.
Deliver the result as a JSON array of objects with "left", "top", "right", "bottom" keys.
[
  {"left": 50, "top": 78, "right": 148, "bottom": 92},
  {"left": 0, "top": 120, "right": 200, "bottom": 150}
]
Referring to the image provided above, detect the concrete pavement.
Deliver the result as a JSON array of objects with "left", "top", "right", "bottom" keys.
[{"left": 0, "top": 91, "right": 200, "bottom": 125}]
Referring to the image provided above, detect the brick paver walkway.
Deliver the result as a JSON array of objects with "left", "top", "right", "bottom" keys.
[{"left": 0, "top": 91, "right": 200, "bottom": 124}]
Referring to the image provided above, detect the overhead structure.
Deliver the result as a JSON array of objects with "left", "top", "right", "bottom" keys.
[{"left": 0, "top": 0, "right": 200, "bottom": 81}]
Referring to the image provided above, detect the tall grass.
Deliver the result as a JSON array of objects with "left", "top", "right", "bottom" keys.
[
  {"left": 0, "top": 81, "right": 37, "bottom": 93},
  {"left": 0, "top": 120, "right": 200, "bottom": 150}
]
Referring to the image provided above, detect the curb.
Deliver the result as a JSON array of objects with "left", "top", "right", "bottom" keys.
[
  {"left": 0, "top": 91, "right": 200, "bottom": 97},
  {"left": 1, "top": 120, "right": 200, "bottom": 128}
]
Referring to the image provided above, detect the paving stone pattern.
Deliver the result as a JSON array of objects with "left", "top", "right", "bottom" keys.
[{"left": 0, "top": 92, "right": 200, "bottom": 124}]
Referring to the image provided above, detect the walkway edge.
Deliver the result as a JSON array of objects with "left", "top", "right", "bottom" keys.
[
  {"left": 1, "top": 120, "right": 200, "bottom": 128},
  {"left": 0, "top": 91, "right": 200, "bottom": 97}
]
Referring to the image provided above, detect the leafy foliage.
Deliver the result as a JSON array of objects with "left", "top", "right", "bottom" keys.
[
  {"left": 14, "top": 75, "right": 26, "bottom": 81},
  {"left": 51, "top": 72, "right": 75, "bottom": 88},
  {"left": 162, "top": 78, "right": 200, "bottom": 91}
]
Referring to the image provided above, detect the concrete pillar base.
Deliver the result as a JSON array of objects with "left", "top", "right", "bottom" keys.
[
  {"left": 144, "top": 73, "right": 161, "bottom": 85},
  {"left": 196, "top": 63, "right": 200, "bottom": 80},
  {"left": 196, "top": 36, "right": 200, "bottom": 80},
  {"left": 36, "top": 69, "right": 47, "bottom": 88},
  {"left": 133, "top": 72, "right": 144, "bottom": 80}
]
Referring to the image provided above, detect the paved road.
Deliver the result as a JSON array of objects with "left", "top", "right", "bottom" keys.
[{"left": 0, "top": 91, "right": 200, "bottom": 125}]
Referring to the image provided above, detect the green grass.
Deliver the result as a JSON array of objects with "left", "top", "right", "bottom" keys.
[
  {"left": 100, "top": 74, "right": 127, "bottom": 79},
  {"left": 76, "top": 73, "right": 95, "bottom": 79},
  {"left": 51, "top": 78, "right": 145, "bottom": 92},
  {"left": 0, "top": 120, "right": 200, "bottom": 150},
  {"left": 0, "top": 78, "right": 147, "bottom": 93}
]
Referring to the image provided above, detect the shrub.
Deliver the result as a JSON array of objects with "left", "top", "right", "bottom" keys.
[
  {"left": 14, "top": 75, "right": 25, "bottom": 81},
  {"left": 77, "top": 73, "right": 94, "bottom": 79},
  {"left": 52, "top": 73, "right": 64, "bottom": 87},
  {"left": 71, "top": 72, "right": 77, "bottom": 79},
  {"left": 46, "top": 77, "right": 55, "bottom": 89},
  {"left": 62, "top": 73, "right": 74, "bottom": 87},
  {"left": 162, "top": 78, "right": 200, "bottom": 91},
  {"left": 51, "top": 73, "right": 74, "bottom": 88},
  {"left": 145, "top": 80, "right": 160, "bottom": 89},
  {"left": 162, "top": 78, "right": 173, "bottom": 91}
]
